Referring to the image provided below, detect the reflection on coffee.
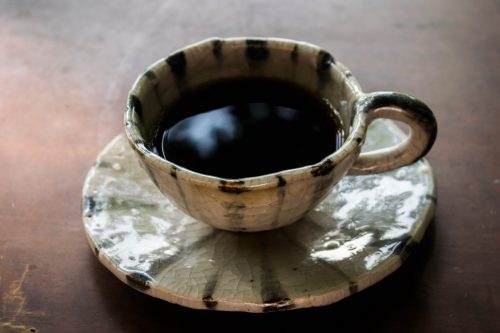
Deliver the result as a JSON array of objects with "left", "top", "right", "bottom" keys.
[{"left": 152, "top": 78, "right": 344, "bottom": 179}]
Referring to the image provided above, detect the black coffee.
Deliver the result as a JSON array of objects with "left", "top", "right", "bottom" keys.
[{"left": 152, "top": 78, "right": 344, "bottom": 179}]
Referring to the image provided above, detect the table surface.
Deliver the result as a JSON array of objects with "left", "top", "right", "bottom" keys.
[{"left": 1, "top": 1, "right": 499, "bottom": 332}]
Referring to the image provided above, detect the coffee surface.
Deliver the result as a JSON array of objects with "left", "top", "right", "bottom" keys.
[{"left": 153, "top": 78, "right": 343, "bottom": 179}]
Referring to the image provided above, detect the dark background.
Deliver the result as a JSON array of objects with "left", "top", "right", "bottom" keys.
[{"left": 1, "top": 1, "right": 499, "bottom": 332}]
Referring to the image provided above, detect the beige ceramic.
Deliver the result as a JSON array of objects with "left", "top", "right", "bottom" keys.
[
  {"left": 82, "top": 120, "right": 436, "bottom": 312},
  {"left": 125, "top": 37, "right": 437, "bottom": 232}
]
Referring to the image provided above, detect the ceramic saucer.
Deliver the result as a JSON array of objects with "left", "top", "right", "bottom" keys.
[{"left": 82, "top": 119, "right": 436, "bottom": 312}]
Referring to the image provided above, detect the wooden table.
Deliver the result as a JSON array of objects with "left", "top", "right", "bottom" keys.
[{"left": 1, "top": 1, "right": 499, "bottom": 332}]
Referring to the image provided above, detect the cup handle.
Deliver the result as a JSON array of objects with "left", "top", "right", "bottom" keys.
[{"left": 347, "top": 91, "right": 437, "bottom": 176}]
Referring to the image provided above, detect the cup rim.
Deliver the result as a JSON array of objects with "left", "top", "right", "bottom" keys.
[{"left": 125, "top": 37, "right": 367, "bottom": 190}]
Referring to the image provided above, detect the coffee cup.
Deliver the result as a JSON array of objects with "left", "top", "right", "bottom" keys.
[{"left": 125, "top": 37, "right": 437, "bottom": 232}]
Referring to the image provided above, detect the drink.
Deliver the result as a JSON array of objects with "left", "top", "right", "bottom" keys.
[{"left": 152, "top": 77, "right": 344, "bottom": 179}]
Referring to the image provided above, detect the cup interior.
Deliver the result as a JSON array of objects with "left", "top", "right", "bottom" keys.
[{"left": 127, "top": 38, "right": 362, "bottom": 170}]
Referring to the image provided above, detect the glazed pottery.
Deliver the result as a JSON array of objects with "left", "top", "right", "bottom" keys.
[
  {"left": 125, "top": 37, "right": 437, "bottom": 232},
  {"left": 83, "top": 119, "right": 436, "bottom": 312}
]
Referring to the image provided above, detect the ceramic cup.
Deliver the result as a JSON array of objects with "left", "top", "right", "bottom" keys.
[{"left": 125, "top": 37, "right": 437, "bottom": 232}]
